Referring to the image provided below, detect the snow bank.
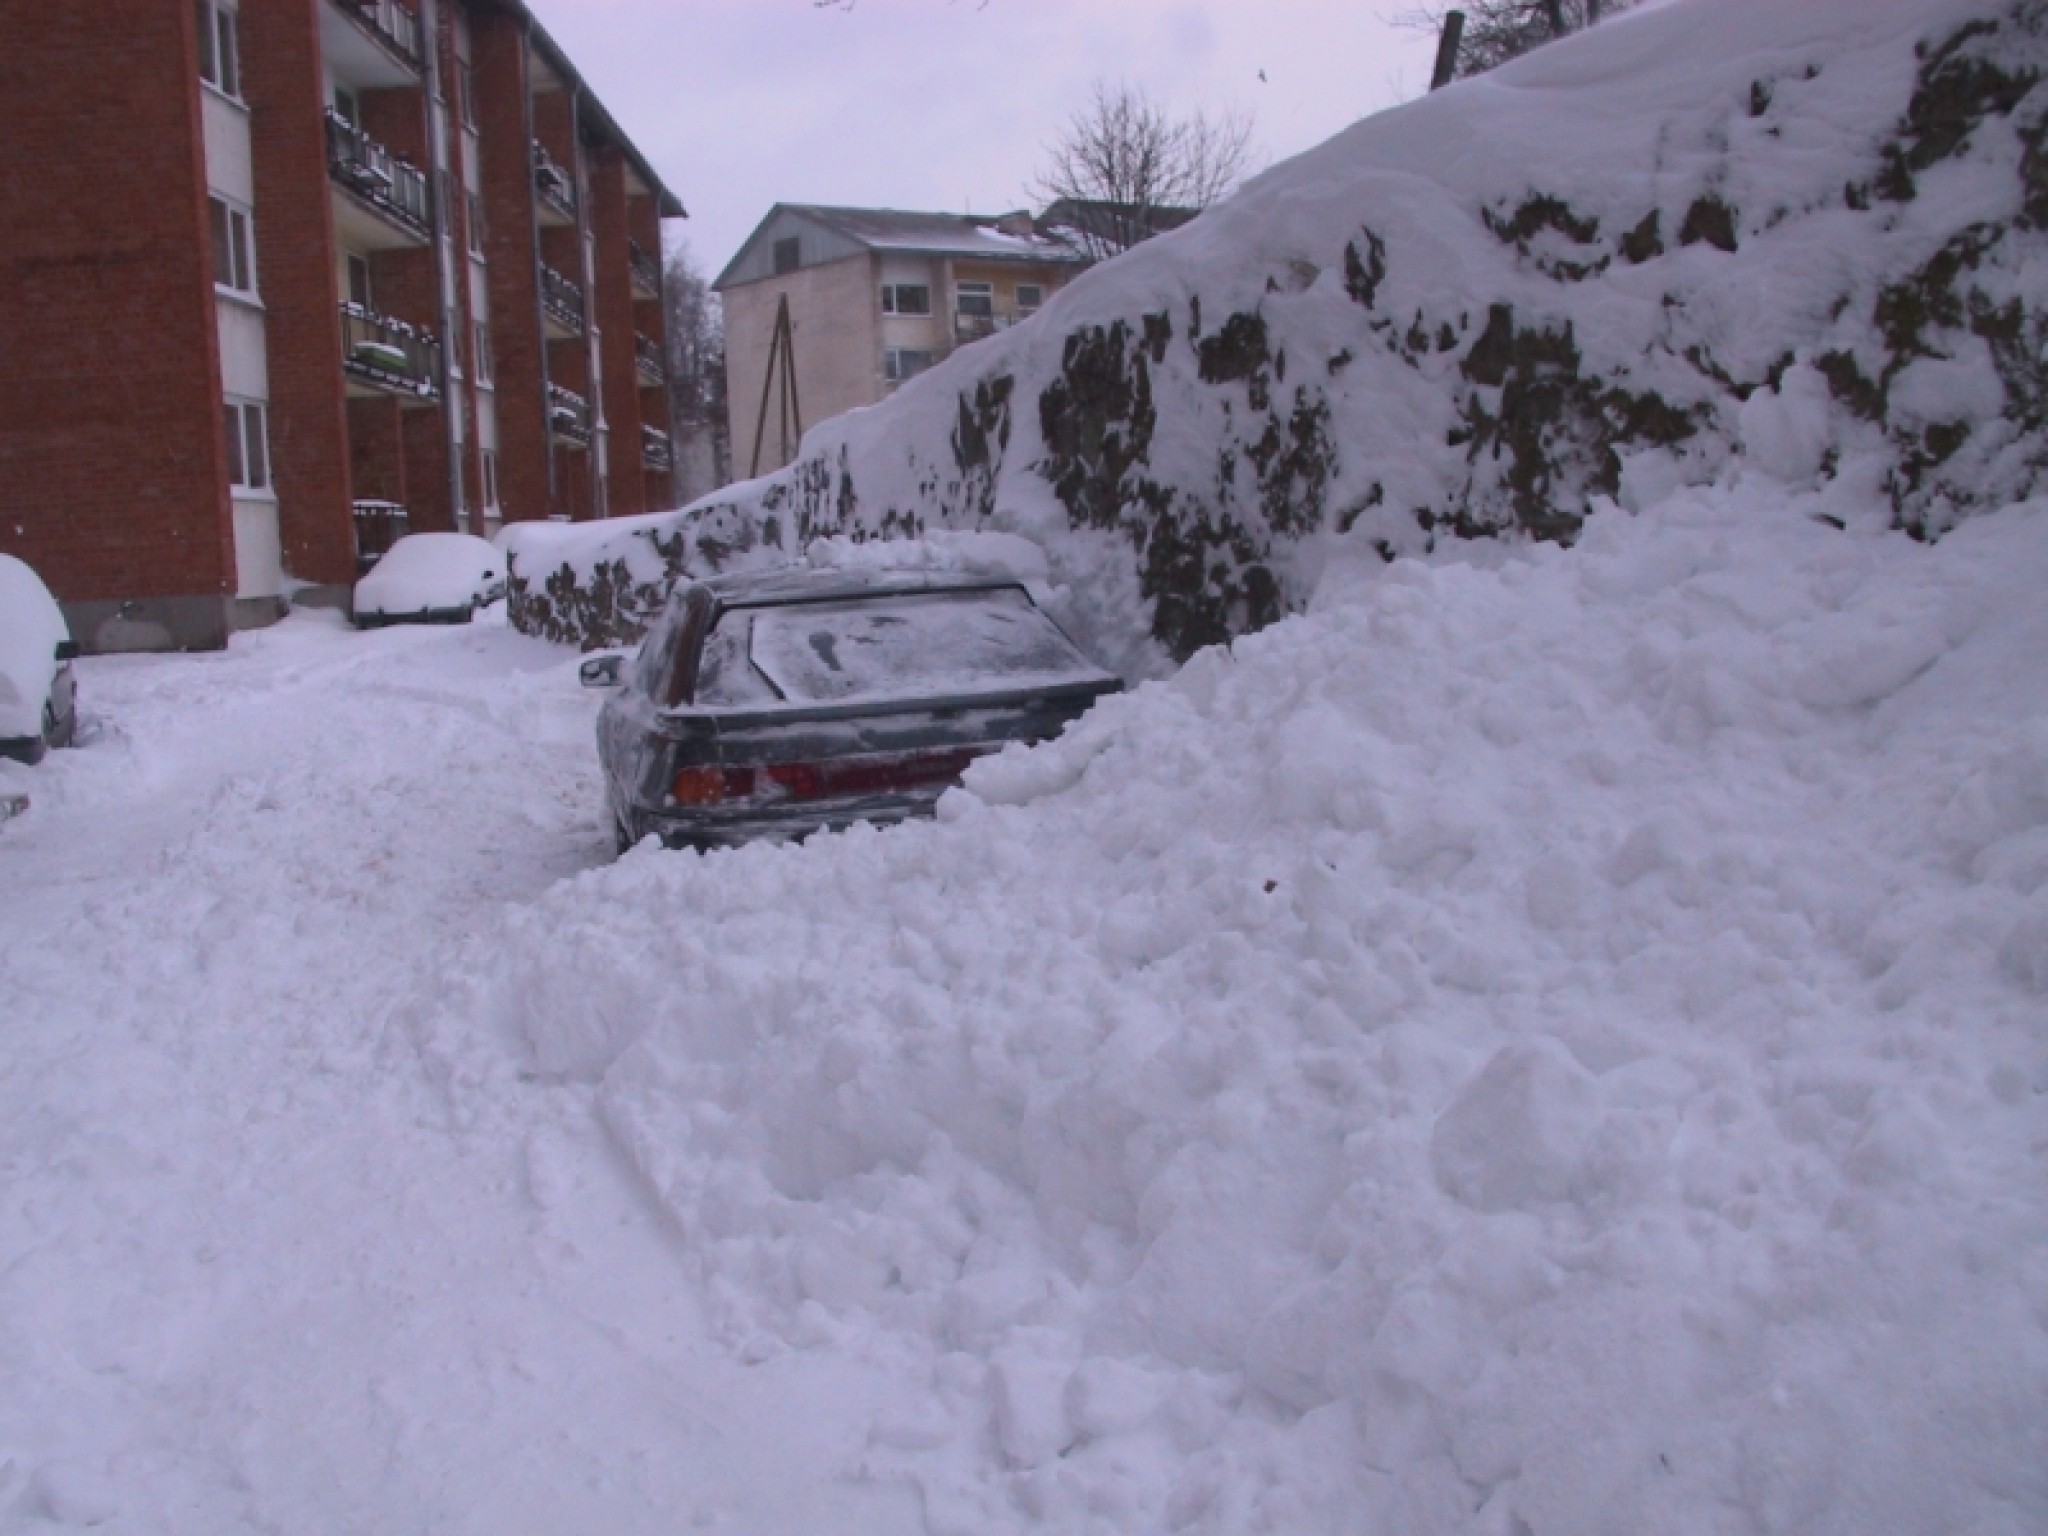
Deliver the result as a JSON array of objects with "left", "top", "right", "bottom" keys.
[
  {"left": 441, "top": 480, "right": 2048, "bottom": 1532},
  {"left": 511, "top": 0, "right": 2048, "bottom": 666}
]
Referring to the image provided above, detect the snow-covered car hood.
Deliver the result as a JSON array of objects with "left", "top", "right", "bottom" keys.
[
  {"left": 354, "top": 533, "right": 506, "bottom": 618},
  {"left": 0, "top": 553, "right": 71, "bottom": 739}
]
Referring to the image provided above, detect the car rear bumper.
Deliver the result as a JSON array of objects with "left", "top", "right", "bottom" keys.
[
  {"left": 627, "top": 785, "right": 950, "bottom": 852},
  {"left": 354, "top": 605, "right": 475, "bottom": 629}
]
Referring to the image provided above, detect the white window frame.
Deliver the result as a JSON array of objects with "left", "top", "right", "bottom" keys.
[
  {"left": 209, "top": 194, "right": 257, "bottom": 298},
  {"left": 473, "top": 318, "right": 493, "bottom": 384},
  {"left": 884, "top": 348, "right": 933, "bottom": 384},
  {"left": 483, "top": 448, "right": 499, "bottom": 511},
  {"left": 196, "top": 1, "right": 241, "bottom": 101},
  {"left": 1016, "top": 284, "right": 1044, "bottom": 314},
  {"left": 880, "top": 283, "right": 931, "bottom": 317},
  {"left": 954, "top": 280, "right": 995, "bottom": 319},
  {"left": 344, "top": 251, "right": 373, "bottom": 309},
  {"left": 224, "top": 397, "right": 271, "bottom": 495}
]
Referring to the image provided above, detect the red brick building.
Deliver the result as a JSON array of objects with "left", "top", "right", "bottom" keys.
[{"left": 0, "top": 0, "right": 684, "bottom": 651}]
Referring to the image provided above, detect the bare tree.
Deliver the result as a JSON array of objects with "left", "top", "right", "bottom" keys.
[
  {"left": 1029, "top": 82, "right": 1255, "bottom": 262},
  {"left": 662, "top": 242, "right": 731, "bottom": 501},
  {"left": 1399, "top": 1, "right": 1630, "bottom": 79}
]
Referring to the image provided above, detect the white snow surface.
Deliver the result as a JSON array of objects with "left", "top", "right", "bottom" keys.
[
  {"left": 0, "top": 554, "right": 69, "bottom": 740},
  {"left": 4, "top": 488, "right": 2046, "bottom": 1531},
  {"left": 443, "top": 480, "right": 2048, "bottom": 1533},
  {"left": 5, "top": 0, "right": 2047, "bottom": 1528}
]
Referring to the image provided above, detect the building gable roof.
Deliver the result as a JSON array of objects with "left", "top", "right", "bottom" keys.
[{"left": 714, "top": 203, "right": 1084, "bottom": 290}]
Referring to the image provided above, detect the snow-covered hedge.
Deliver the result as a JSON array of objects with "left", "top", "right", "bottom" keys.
[{"left": 511, "top": 0, "right": 2048, "bottom": 664}]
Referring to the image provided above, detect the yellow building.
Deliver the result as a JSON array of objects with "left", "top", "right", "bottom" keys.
[{"left": 716, "top": 204, "right": 1085, "bottom": 478}]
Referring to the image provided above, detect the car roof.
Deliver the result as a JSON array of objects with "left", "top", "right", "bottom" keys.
[{"left": 692, "top": 564, "right": 1026, "bottom": 611}]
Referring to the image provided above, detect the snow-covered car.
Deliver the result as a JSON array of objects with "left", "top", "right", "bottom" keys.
[
  {"left": 352, "top": 532, "right": 507, "bottom": 628},
  {"left": 0, "top": 554, "right": 80, "bottom": 765},
  {"left": 586, "top": 567, "right": 1121, "bottom": 852}
]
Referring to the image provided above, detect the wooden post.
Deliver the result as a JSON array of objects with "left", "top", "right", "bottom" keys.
[
  {"left": 747, "top": 294, "right": 803, "bottom": 478},
  {"left": 1429, "top": 10, "right": 1466, "bottom": 91}
]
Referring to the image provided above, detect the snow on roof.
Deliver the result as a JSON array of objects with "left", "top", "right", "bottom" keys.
[{"left": 786, "top": 203, "right": 1083, "bottom": 260}]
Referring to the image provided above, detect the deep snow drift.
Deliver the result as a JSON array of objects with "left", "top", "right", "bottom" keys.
[
  {"left": 4, "top": 1, "right": 2045, "bottom": 1530},
  {"left": 511, "top": 0, "right": 2048, "bottom": 671},
  {"left": 435, "top": 476, "right": 2048, "bottom": 1534}
]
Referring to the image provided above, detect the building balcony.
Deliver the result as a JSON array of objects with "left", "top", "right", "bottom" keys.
[
  {"left": 641, "top": 424, "right": 674, "bottom": 474},
  {"left": 634, "top": 332, "right": 666, "bottom": 384},
  {"left": 352, "top": 499, "right": 410, "bottom": 574},
  {"left": 954, "top": 310, "right": 1027, "bottom": 344},
  {"left": 326, "top": 110, "right": 431, "bottom": 245},
  {"left": 547, "top": 382, "right": 591, "bottom": 445},
  {"left": 628, "top": 239, "right": 661, "bottom": 297},
  {"left": 540, "top": 263, "right": 585, "bottom": 336},
  {"left": 332, "top": 0, "right": 422, "bottom": 70},
  {"left": 533, "top": 141, "right": 577, "bottom": 225},
  {"left": 339, "top": 302, "right": 440, "bottom": 401}
]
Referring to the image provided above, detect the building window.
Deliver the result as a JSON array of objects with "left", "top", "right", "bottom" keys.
[
  {"left": 1016, "top": 284, "right": 1044, "bottom": 314},
  {"left": 467, "top": 190, "right": 486, "bottom": 254},
  {"left": 209, "top": 196, "right": 256, "bottom": 295},
  {"left": 884, "top": 348, "right": 933, "bottom": 384},
  {"left": 459, "top": 62, "right": 477, "bottom": 127},
  {"left": 345, "top": 251, "right": 372, "bottom": 308},
  {"left": 473, "top": 319, "right": 493, "bottom": 383},
  {"left": 332, "top": 85, "right": 360, "bottom": 126},
  {"left": 772, "top": 236, "right": 800, "bottom": 276},
  {"left": 881, "top": 283, "right": 931, "bottom": 316},
  {"left": 224, "top": 398, "right": 270, "bottom": 492},
  {"left": 196, "top": 1, "right": 240, "bottom": 99},
  {"left": 955, "top": 280, "right": 994, "bottom": 318},
  {"left": 483, "top": 449, "right": 499, "bottom": 510}
]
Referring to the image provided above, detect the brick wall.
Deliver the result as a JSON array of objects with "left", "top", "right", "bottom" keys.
[
  {"left": 347, "top": 396, "right": 406, "bottom": 504},
  {"left": 0, "top": 3, "right": 233, "bottom": 618},
  {"left": 591, "top": 148, "right": 648, "bottom": 517},
  {"left": 243, "top": 0, "right": 357, "bottom": 590},
  {"left": 473, "top": 7, "right": 549, "bottom": 526}
]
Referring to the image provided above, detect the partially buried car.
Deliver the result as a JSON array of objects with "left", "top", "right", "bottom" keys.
[
  {"left": 0, "top": 553, "right": 80, "bottom": 766},
  {"left": 586, "top": 566, "right": 1121, "bottom": 852},
  {"left": 353, "top": 532, "right": 506, "bottom": 628}
]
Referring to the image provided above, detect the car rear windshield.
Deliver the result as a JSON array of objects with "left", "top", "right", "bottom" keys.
[{"left": 701, "top": 587, "right": 1103, "bottom": 708}]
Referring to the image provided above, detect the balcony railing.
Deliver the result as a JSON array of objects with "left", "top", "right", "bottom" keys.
[
  {"left": 532, "top": 141, "right": 577, "bottom": 222},
  {"left": 326, "top": 110, "right": 430, "bottom": 239},
  {"left": 634, "top": 332, "right": 666, "bottom": 384},
  {"left": 352, "top": 499, "right": 410, "bottom": 574},
  {"left": 334, "top": 0, "right": 422, "bottom": 68},
  {"left": 955, "top": 311, "right": 1029, "bottom": 344},
  {"left": 540, "top": 264, "right": 585, "bottom": 333},
  {"left": 547, "top": 382, "right": 590, "bottom": 444},
  {"left": 339, "top": 302, "right": 440, "bottom": 399},
  {"left": 628, "top": 239, "right": 661, "bottom": 296},
  {"left": 641, "top": 424, "right": 674, "bottom": 473}
]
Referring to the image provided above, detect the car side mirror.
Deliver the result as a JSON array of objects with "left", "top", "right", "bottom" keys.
[
  {"left": 54, "top": 641, "right": 81, "bottom": 662},
  {"left": 580, "top": 654, "right": 624, "bottom": 688}
]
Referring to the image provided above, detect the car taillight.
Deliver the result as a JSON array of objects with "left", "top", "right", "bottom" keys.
[
  {"left": 670, "top": 764, "right": 757, "bottom": 805},
  {"left": 764, "top": 747, "right": 983, "bottom": 802}
]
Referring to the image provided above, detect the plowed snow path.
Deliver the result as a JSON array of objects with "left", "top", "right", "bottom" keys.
[{"left": 0, "top": 611, "right": 919, "bottom": 1534}]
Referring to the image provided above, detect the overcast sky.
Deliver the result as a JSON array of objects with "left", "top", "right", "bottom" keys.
[{"left": 525, "top": 0, "right": 1443, "bottom": 280}]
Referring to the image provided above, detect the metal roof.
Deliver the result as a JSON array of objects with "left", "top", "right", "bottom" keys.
[{"left": 715, "top": 203, "right": 1084, "bottom": 288}]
